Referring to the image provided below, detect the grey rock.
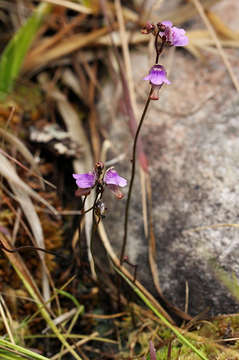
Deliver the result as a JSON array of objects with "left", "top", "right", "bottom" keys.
[
  {"left": 145, "top": 95, "right": 239, "bottom": 316},
  {"left": 99, "top": 45, "right": 239, "bottom": 316}
]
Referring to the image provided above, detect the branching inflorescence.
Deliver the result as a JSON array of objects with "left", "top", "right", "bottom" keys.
[
  {"left": 72, "top": 21, "right": 188, "bottom": 270},
  {"left": 142, "top": 20, "right": 188, "bottom": 100}
]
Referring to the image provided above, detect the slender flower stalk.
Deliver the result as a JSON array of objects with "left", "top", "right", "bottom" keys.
[
  {"left": 155, "top": 30, "right": 166, "bottom": 64},
  {"left": 121, "top": 89, "right": 152, "bottom": 264},
  {"left": 121, "top": 20, "right": 188, "bottom": 265},
  {"left": 89, "top": 189, "right": 102, "bottom": 278}
]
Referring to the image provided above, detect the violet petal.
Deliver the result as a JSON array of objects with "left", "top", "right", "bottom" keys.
[
  {"left": 172, "top": 26, "right": 188, "bottom": 46},
  {"left": 162, "top": 20, "right": 172, "bottom": 27},
  {"left": 73, "top": 172, "right": 96, "bottom": 188},
  {"left": 104, "top": 168, "right": 127, "bottom": 187}
]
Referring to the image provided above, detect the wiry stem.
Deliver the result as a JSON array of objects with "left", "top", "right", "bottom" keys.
[
  {"left": 121, "top": 90, "right": 152, "bottom": 264},
  {"left": 89, "top": 186, "right": 104, "bottom": 278},
  {"left": 0, "top": 240, "right": 66, "bottom": 259},
  {"left": 155, "top": 31, "right": 166, "bottom": 64},
  {"left": 154, "top": 29, "right": 161, "bottom": 64}
]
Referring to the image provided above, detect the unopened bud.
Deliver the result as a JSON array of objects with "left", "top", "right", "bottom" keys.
[
  {"left": 157, "top": 22, "right": 166, "bottom": 32},
  {"left": 141, "top": 22, "right": 155, "bottom": 34},
  {"left": 95, "top": 161, "right": 104, "bottom": 177}
]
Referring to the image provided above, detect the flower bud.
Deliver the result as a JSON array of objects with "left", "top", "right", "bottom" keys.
[{"left": 141, "top": 22, "right": 155, "bottom": 34}]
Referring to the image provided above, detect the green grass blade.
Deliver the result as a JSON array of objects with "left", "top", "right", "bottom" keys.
[
  {"left": 12, "top": 266, "right": 83, "bottom": 360},
  {"left": 56, "top": 289, "right": 84, "bottom": 310},
  {"left": 211, "top": 260, "right": 239, "bottom": 302},
  {"left": 114, "top": 266, "right": 209, "bottom": 360},
  {"left": 0, "top": 339, "right": 50, "bottom": 360},
  {"left": 0, "top": 3, "right": 52, "bottom": 100},
  {"left": 0, "top": 351, "right": 26, "bottom": 360}
]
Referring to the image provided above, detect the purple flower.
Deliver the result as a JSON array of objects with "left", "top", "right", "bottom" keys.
[
  {"left": 103, "top": 168, "right": 127, "bottom": 199},
  {"left": 73, "top": 165, "right": 127, "bottom": 199},
  {"left": 160, "top": 20, "right": 188, "bottom": 47},
  {"left": 144, "top": 65, "right": 170, "bottom": 86},
  {"left": 144, "top": 65, "right": 170, "bottom": 100},
  {"left": 104, "top": 168, "right": 127, "bottom": 187}
]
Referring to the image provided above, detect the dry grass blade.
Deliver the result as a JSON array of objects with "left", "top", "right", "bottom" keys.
[
  {"left": 156, "top": 0, "right": 221, "bottom": 25},
  {"left": 0, "top": 128, "right": 44, "bottom": 188},
  {"left": 143, "top": 0, "right": 165, "bottom": 22},
  {"left": 191, "top": 0, "right": 239, "bottom": 92},
  {"left": 39, "top": 74, "right": 96, "bottom": 278},
  {"left": 0, "top": 151, "right": 59, "bottom": 302},
  {"left": 0, "top": 148, "right": 50, "bottom": 301},
  {"left": 40, "top": 0, "right": 93, "bottom": 14},
  {"left": 57, "top": 98, "right": 95, "bottom": 278},
  {"left": 42, "top": 308, "right": 77, "bottom": 334},
  {"left": 114, "top": 0, "right": 137, "bottom": 117},
  {"left": 187, "top": 29, "right": 239, "bottom": 57},
  {"left": 87, "top": 62, "right": 101, "bottom": 161},
  {"left": 27, "top": 13, "right": 87, "bottom": 62},
  {"left": 50, "top": 332, "right": 99, "bottom": 360},
  {"left": 108, "top": 1, "right": 138, "bottom": 23},
  {"left": 61, "top": 68, "right": 82, "bottom": 98},
  {"left": 184, "top": 223, "right": 239, "bottom": 233},
  {"left": 146, "top": 175, "right": 162, "bottom": 297},
  {"left": 206, "top": 10, "right": 239, "bottom": 40},
  {"left": 0, "top": 295, "right": 15, "bottom": 344},
  {"left": 0, "top": 153, "right": 58, "bottom": 216},
  {"left": 187, "top": 29, "right": 239, "bottom": 51},
  {"left": 0, "top": 233, "right": 44, "bottom": 302},
  {"left": 24, "top": 26, "right": 115, "bottom": 73},
  {"left": 96, "top": 31, "right": 149, "bottom": 46},
  {"left": 0, "top": 234, "right": 82, "bottom": 360},
  {"left": 11, "top": 183, "right": 50, "bottom": 303},
  {"left": 0, "top": 148, "right": 55, "bottom": 190}
]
